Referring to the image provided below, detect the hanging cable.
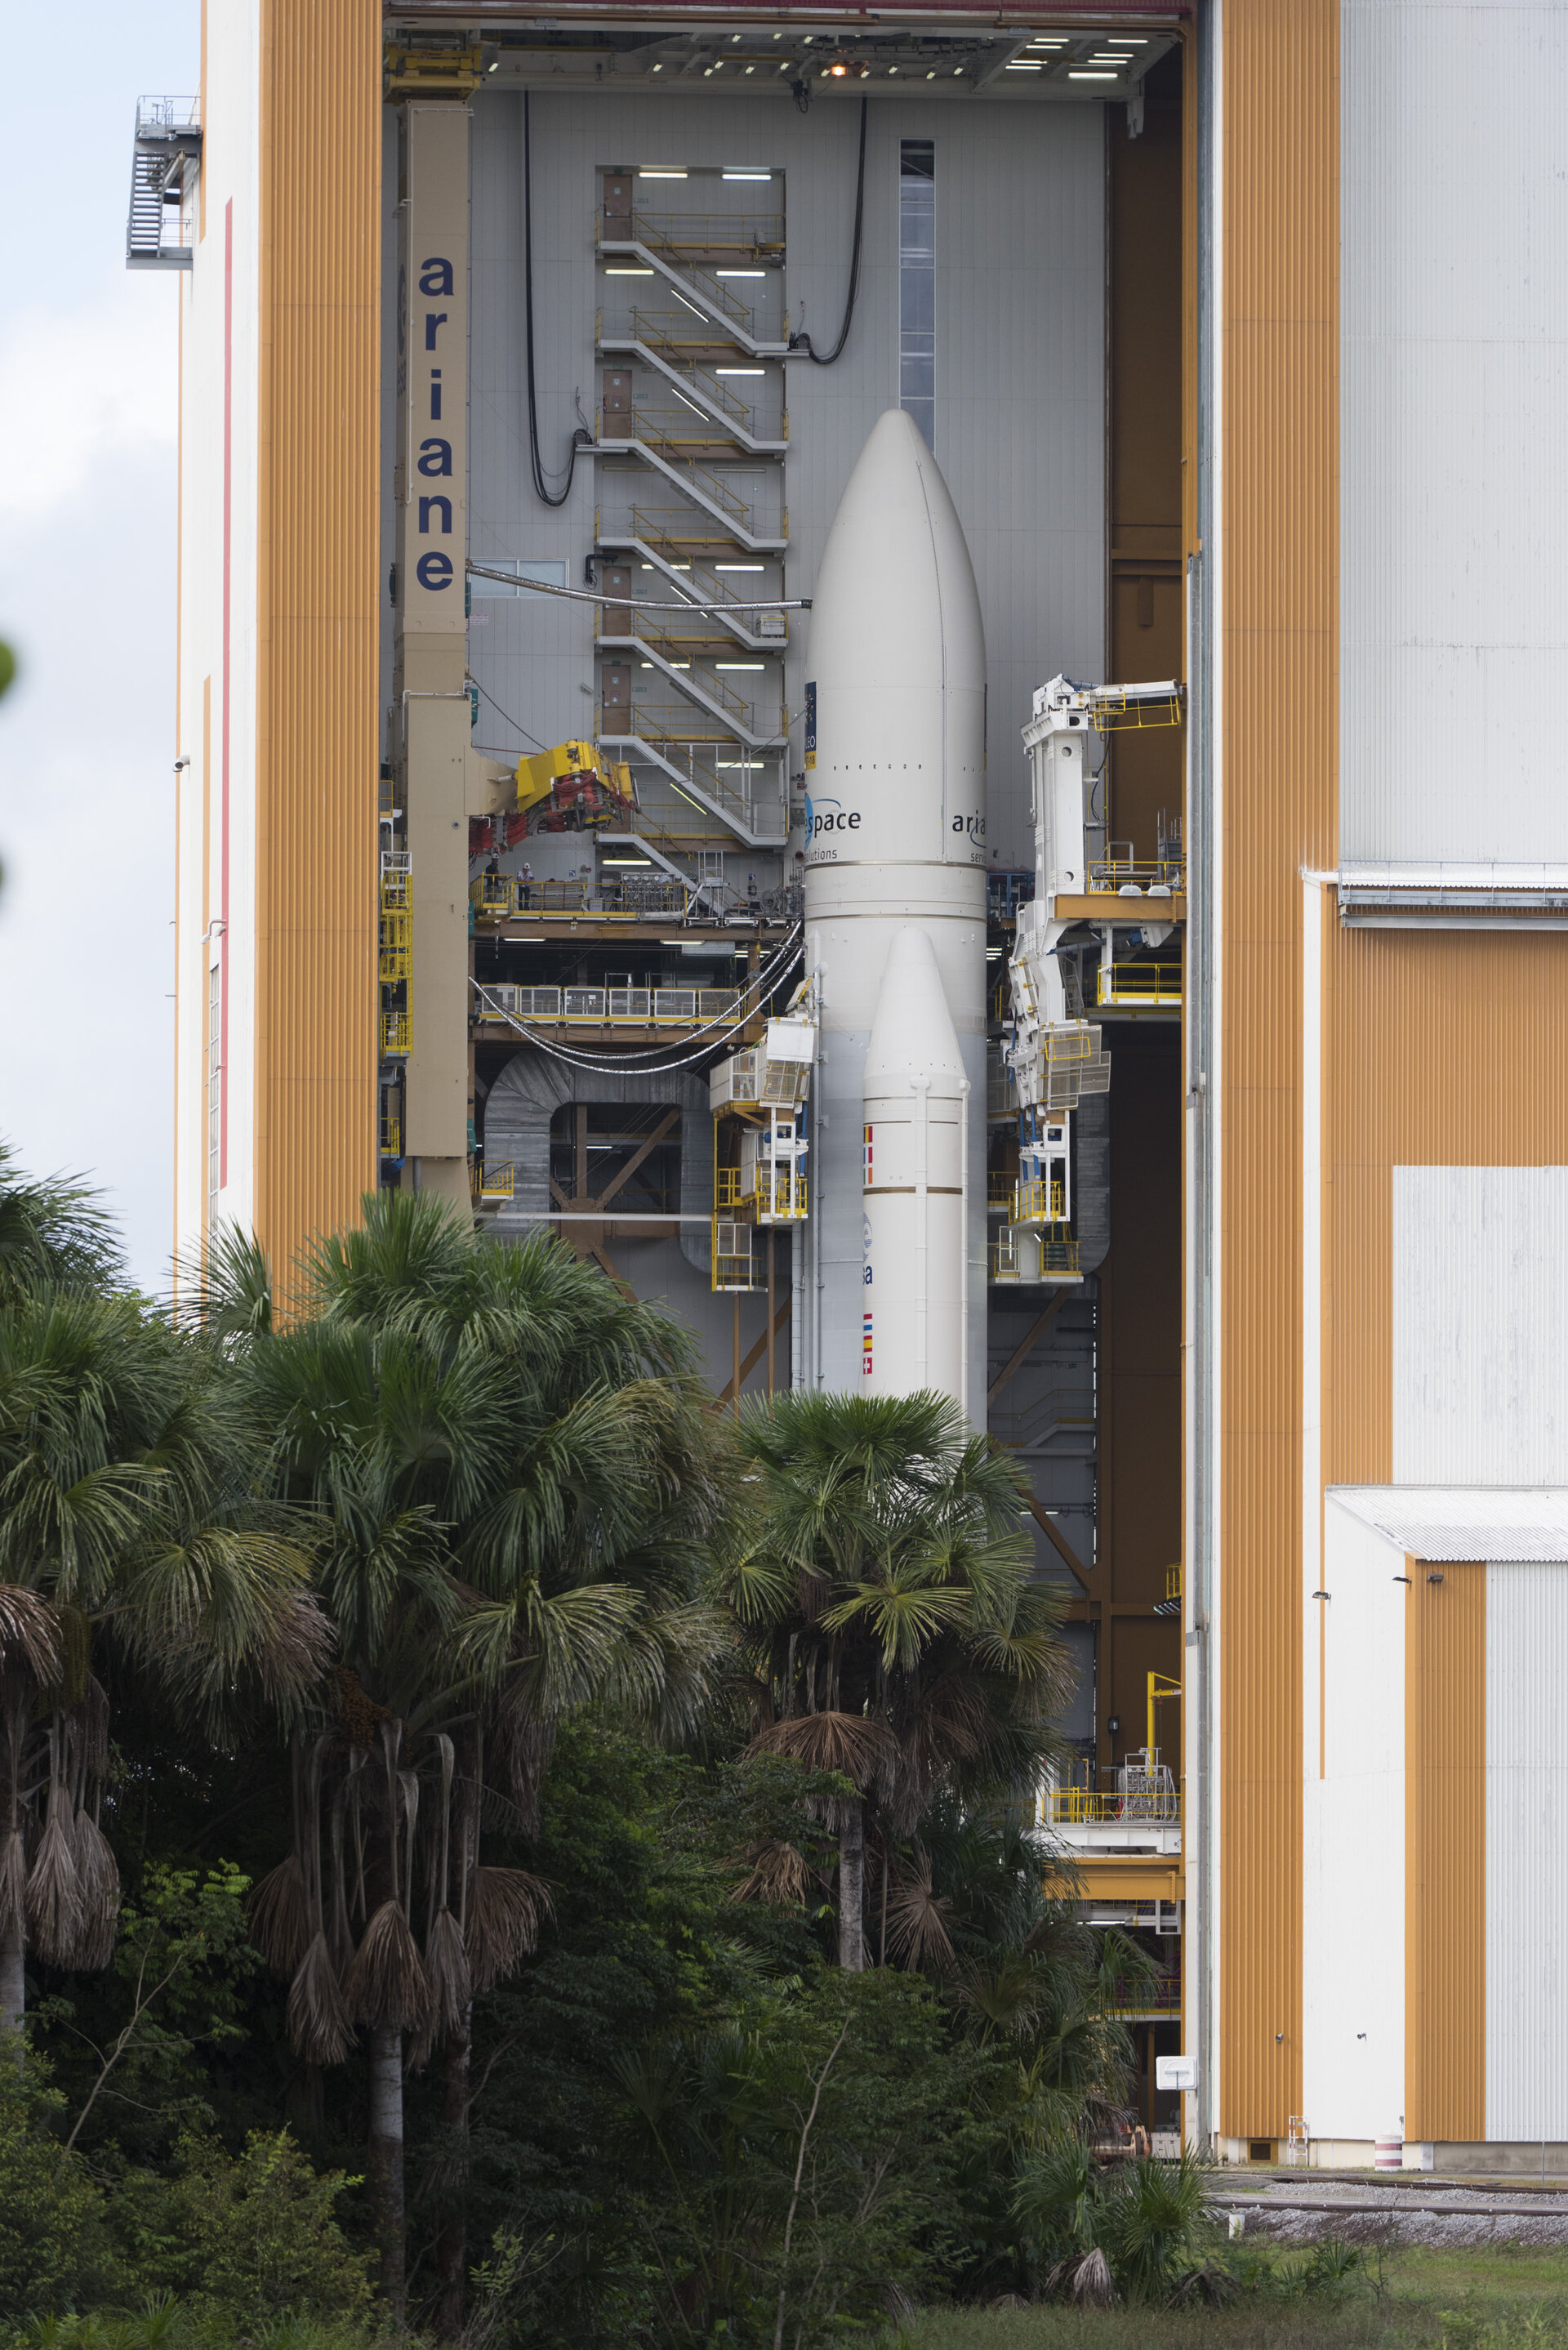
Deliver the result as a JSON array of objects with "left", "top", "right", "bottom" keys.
[
  {"left": 524, "top": 91, "right": 593, "bottom": 507},
  {"left": 470, "top": 925, "right": 804, "bottom": 1075},
  {"left": 789, "top": 97, "right": 868, "bottom": 366},
  {"left": 470, "top": 677, "right": 550, "bottom": 756}
]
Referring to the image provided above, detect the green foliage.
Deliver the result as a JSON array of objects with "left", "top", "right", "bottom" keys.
[
  {"left": 0, "top": 2049, "right": 115, "bottom": 2326},
  {"left": 110, "top": 2129, "right": 375, "bottom": 2334},
  {"left": 1013, "top": 2148, "right": 1218, "bottom": 2305},
  {"left": 38, "top": 1863, "right": 261, "bottom": 2161}
]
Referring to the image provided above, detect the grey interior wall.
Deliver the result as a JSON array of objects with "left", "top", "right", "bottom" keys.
[{"left": 466, "top": 87, "right": 1106, "bottom": 870}]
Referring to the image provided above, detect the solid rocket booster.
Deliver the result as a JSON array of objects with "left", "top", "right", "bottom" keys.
[
  {"left": 862, "top": 929, "right": 969, "bottom": 1403},
  {"left": 802, "top": 408, "right": 987, "bottom": 1416}
]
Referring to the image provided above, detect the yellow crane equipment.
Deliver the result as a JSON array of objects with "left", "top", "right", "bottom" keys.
[{"left": 514, "top": 740, "right": 639, "bottom": 832}]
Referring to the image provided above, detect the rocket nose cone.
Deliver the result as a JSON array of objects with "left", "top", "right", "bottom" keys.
[
  {"left": 866, "top": 927, "right": 965, "bottom": 1092},
  {"left": 807, "top": 409, "right": 985, "bottom": 689}
]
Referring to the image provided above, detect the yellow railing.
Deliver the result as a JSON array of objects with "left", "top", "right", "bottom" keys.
[
  {"left": 1087, "top": 857, "right": 1185, "bottom": 896},
  {"left": 380, "top": 867, "right": 411, "bottom": 912},
  {"left": 381, "top": 1010, "right": 411, "bottom": 1055},
  {"left": 473, "top": 1161, "right": 515, "bottom": 1201},
  {"left": 1046, "top": 1790, "right": 1183, "bottom": 1826},
  {"left": 990, "top": 1232, "right": 1082, "bottom": 1282},
  {"left": 715, "top": 1167, "right": 807, "bottom": 1220},
  {"left": 470, "top": 876, "right": 512, "bottom": 919},
  {"left": 1085, "top": 685, "right": 1184, "bottom": 732},
  {"left": 1166, "top": 1563, "right": 1182, "bottom": 1603},
  {"left": 1014, "top": 1178, "right": 1068, "bottom": 1226},
  {"left": 379, "top": 1118, "right": 401, "bottom": 1160},
  {"left": 987, "top": 1172, "right": 1016, "bottom": 1209},
  {"left": 1098, "top": 960, "right": 1183, "bottom": 1008},
  {"left": 379, "top": 911, "right": 412, "bottom": 986}
]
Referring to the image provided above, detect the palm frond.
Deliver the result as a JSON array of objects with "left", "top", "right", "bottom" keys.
[
  {"left": 24, "top": 1785, "right": 82, "bottom": 1964},
  {"left": 344, "top": 1896, "right": 434, "bottom": 2032},
  {"left": 247, "top": 1854, "right": 312, "bottom": 1977},
  {"left": 0, "top": 1585, "right": 59, "bottom": 1684},
  {"left": 466, "top": 1865, "right": 553, "bottom": 1995},
  {"left": 69, "top": 1807, "right": 119, "bottom": 1971},
  {"left": 748, "top": 1710, "right": 897, "bottom": 1795},
  {"left": 883, "top": 1853, "right": 956, "bottom": 1973},
  {"left": 287, "top": 1929, "right": 355, "bottom": 2065}
]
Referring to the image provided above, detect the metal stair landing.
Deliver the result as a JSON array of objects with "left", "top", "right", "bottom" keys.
[{"left": 126, "top": 96, "right": 201, "bottom": 271}]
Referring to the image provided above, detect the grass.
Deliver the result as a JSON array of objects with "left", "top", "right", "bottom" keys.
[{"left": 902, "top": 2245, "right": 1568, "bottom": 2348}]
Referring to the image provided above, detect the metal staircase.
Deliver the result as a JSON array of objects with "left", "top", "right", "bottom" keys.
[{"left": 125, "top": 97, "right": 200, "bottom": 272}]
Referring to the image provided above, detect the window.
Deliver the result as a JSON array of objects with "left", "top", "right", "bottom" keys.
[
  {"left": 469, "top": 558, "right": 568, "bottom": 601},
  {"left": 207, "top": 962, "right": 221, "bottom": 1211},
  {"left": 899, "top": 140, "right": 935, "bottom": 448}
]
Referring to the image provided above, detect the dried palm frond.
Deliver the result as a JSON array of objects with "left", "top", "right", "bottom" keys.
[
  {"left": 466, "top": 1866, "right": 554, "bottom": 1995},
  {"left": 69, "top": 1806, "right": 120, "bottom": 1972},
  {"left": 345, "top": 1896, "right": 434, "bottom": 2033},
  {"left": 425, "top": 1906, "right": 471, "bottom": 2039},
  {"left": 0, "top": 1829, "right": 25, "bottom": 1941},
  {"left": 327, "top": 1792, "right": 355, "bottom": 1981},
  {"left": 0, "top": 1587, "right": 60, "bottom": 1687},
  {"left": 748, "top": 1709, "right": 898, "bottom": 1799},
  {"left": 287, "top": 1929, "right": 354, "bottom": 2066},
  {"left": 74, "top": 1677, "right": 110, "bottom": 1786},
  {"left": 247, "top": 1853, "right": 311, "bottom": 1977},
  {"left": 883, "top": 1855, "right": 956, "bottom": 1973},
  {"left": 727, "top": 1838, "right": 813, "bottom": 1910},
  {"left": 24, "top": 1783, "right": 82, "bottom": 1964},
  {"left": 1045, "top": 2248, "right": 1115, "bottom": 2308}
]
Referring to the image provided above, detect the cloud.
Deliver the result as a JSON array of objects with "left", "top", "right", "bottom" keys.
[{"left": 0, "top": 275, "right": 177, "bottom": 523}]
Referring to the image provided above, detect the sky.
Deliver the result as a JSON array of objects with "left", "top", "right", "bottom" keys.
[{"left": 0, "top": 1, "right": 198, "bottom": 1292}]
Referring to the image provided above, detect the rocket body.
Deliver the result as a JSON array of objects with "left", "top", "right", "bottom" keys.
[{"left": 801, "top": 408, "right": 987, "bottom": 1417}]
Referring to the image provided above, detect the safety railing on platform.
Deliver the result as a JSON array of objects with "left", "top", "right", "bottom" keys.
[
  {"left": 1097, "top": 960, "right": 1183, "bottom": 1008},
  {"left": 381, "top": 1010, "right": 411, "bottom": 1056},
  {"left": 1045, "top": 1789, "right": 1182, "bottom": 1827},
  {"left": 379, "top": 910, "right": 412, "bottom": 986},
  {"left": 472, "top": 1162, "right": 515, "bottom": 1202},
  {"left": 477, "top": 985, "right": 742, "bottom": 1028},
  {"left": 990, "top": 1232, "right": 1081, "bottom": 1282},
  {"left": 715, "top": 1168, "right": 807, "bottom": 1221},
  {"left": 1014, "top": 1178, "right": 1068, "bottom": 1225}
]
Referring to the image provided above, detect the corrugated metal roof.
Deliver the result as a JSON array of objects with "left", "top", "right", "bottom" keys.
[{"left": 1327, "top": 1487, "right": 1568, "bottom": 1563}]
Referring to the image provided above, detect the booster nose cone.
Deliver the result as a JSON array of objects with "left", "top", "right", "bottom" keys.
[
  {"left": 804, "top": 408, "right": 987, "bottom": 878},
  {"left": 865, "top": 927, "right": 964, "bottom": 1096}
]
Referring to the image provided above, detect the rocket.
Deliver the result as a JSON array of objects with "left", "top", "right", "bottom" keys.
[{"left": 801, "top": 408, "right": 988, "bottom": 1417}]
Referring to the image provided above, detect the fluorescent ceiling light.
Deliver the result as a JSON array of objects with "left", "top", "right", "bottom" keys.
[
  {"left": 604, "top": 268, "right": 654, "bottom": 276},
  {"left": 716, "top": 270, "right": 765, "bottom": 279},
  {"left": 716, "top": 662, "right": 764, "bottom": 671},
  {"left": 639, "top": 169, "right": 687, "bottom": 179},
  {"left": 1070, "top": 70, "right": 1119, "bottom": 80},
  {"left": 714, "top": 367, "right": 764, "bottom": 376},
  {"left": 724, "top": 171, "right": 772, "bottom": 181},
  {"left": 715, "top": 562, "right": 764, "bottom": 571},
  {"left": 1006, "top": 61, "right": 1043, "bottom": 69},
  {"left": 602, "top": 858, "right": 652, "bottom": 867}
]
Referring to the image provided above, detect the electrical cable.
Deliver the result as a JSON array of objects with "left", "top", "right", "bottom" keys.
[
  {"left": 470, "top": 678, "right": 549, "bottom": 756},
  {"left": 523, "top": 91, "right": 593, "bottom": 507},
  {"left": 471, "top": 923, "right": 804, "bottom": 1075},
  {"left": 789, "top": 97, "right": 868, "bottom": 366}
]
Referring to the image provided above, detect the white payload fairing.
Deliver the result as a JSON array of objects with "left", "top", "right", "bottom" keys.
[{"left": 801, "top": 408, "right": 988, "bottom": 1417}]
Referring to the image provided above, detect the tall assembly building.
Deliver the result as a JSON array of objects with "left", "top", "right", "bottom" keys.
[{"left": 134, "top": 0, "right": 1568, "bottom": 2168}]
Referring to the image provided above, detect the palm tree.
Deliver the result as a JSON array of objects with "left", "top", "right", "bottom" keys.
[
  {"left": 719, "top": 1390, "right": 1075, "bottom": 1969},
  {"left": 0, "top": 1140, "right": 124, "bottom": 1302},
  {"left": 0, "top": 1282, "right": 327, "bottom": 2031},
  {"left": 221, "top": 1193, "right": 728, "bottom": 2330}
]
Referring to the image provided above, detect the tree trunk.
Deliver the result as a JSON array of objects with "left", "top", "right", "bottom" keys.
[
  {"left": 838, "top": 1796, "right": 864, "bottom": 1971},
  {"left": 368, "top": 2022, "right": 407, "bottom": 2321},
  {"left": 432, "top": 2005, "right": 472, "bottom": 2339},
  {"left": 0, "top": 1915, "right": 23, "bottom": 2039}
]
